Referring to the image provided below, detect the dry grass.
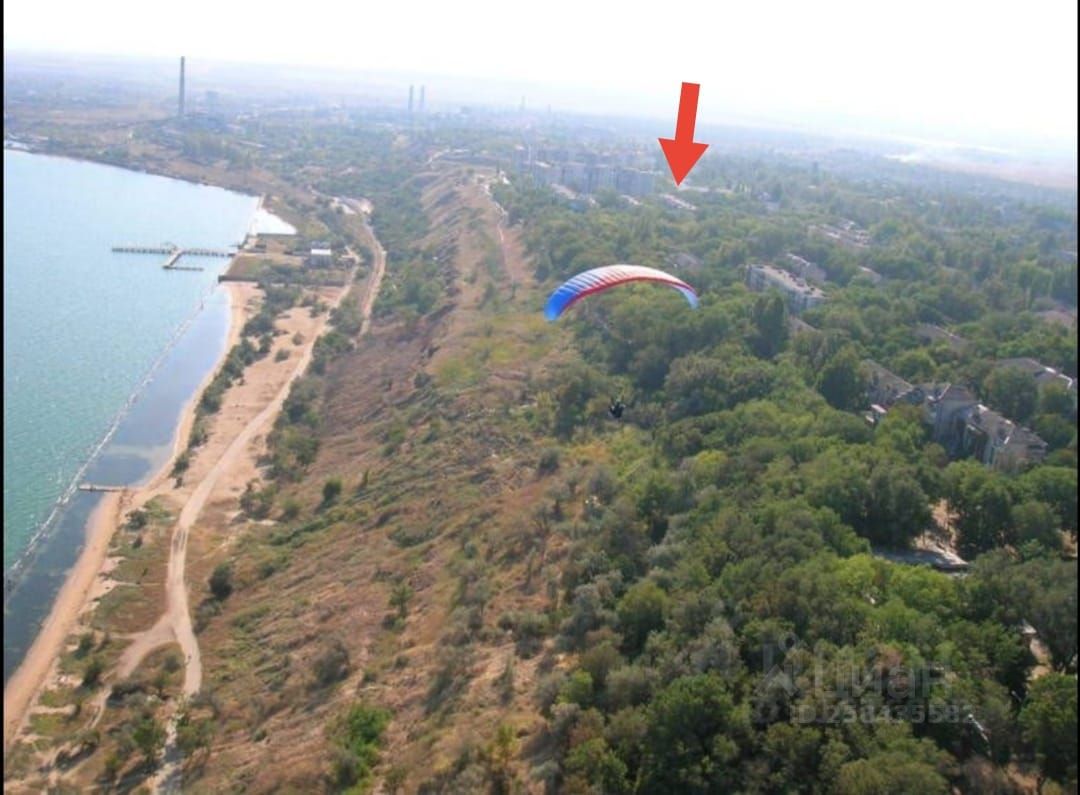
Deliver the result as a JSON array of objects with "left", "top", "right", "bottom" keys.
[{"left": 178, "top": 165, "right": 583, "bottom": 793}]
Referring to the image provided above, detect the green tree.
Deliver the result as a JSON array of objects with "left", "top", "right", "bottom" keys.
[
  {"left": 1019, "top": 466, "right": 1077, "bottom": 535},
  {"left": 749, "top": 292, "right": 789, "bottom": 360},
  {"left": 984, "top": 367, "right": 1039, "bottom": 424},
  {"left": 1024, "top": 560, "right": 1078, "bottom": 673},
  {"left": 564, "top": 736, "right": 630, "bottom": 794},
  {"left": 894, "top": 349, "right": 938, "bottom": 382},
  {"left": 1019, "top": 674, "right": 1078, "bottom": 789},
  {"left": 617, "top": 581, "right": 670, "bottom": 655},
  {"left": 209, "top": 562, "right": 234, "bottom": 600},
  {"left": 330, "top": 703, "right": 391, "bottom": 791},
  {"left": 639, "top": 674, "right": 750, "bottom": 794},
  {"left": 817, "top": 345, "right": 867, "bottom": 411},
  {"left": 390, "top": 581, "right": 414, "bottom": 620},
  {"left": 834, "top": 757, "right": 948, "bottom": 795},
  {"left": 944, "top": 461, "right": 1014, "bottom": 555},
  {"left": 1011, "top": 501, "right": 1061, "bottom": 552},
  {"left": 864, "top": 459, "right": 933, "bottom": 546},
  {"left": 1038, "top": 382, "right": 1076, "bottom": 418},
  {"left": 1034, "top": 414, "right": 1077, "bottom": 451},
  {"left": 132, "top": 712, "right": 166, "bottom": 766},
  {"left": 176, "top": 712, "right": 214, "bottom": 759},
  {"left": 760, "top": 723, "right": 823, "bottom": 792},
  {"left": 485, "top": 723, "right": 520, "bottom": 795},
  {"left": 322, "top": 477, "right": 343, "bottom": 505},
  {"left": 82, "top": 655, "right": 105, "bottom": 688}
]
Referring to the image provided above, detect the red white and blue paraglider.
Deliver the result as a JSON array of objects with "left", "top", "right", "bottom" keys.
[{"left": 543, "top": 264, "right": 699, "bottom": 321}]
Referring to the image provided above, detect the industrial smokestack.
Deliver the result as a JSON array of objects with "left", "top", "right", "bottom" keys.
[{"left": 178, "top": 56, "right": 186, "bottom": 119}]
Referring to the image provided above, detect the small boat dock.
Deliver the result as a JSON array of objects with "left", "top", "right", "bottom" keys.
[
  {"left": 112, "top": 244, "right": 234, "bottom": 271},
  {"left": 78, "top": 484, "right": 125, "bottom": 493}
]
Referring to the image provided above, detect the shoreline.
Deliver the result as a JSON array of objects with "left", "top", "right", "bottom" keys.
[
  {"left": 2, "top": 281, "right": 253, "bottom": 751},
  {"left": 3, "top": 148, "right": 272, "bottom": 590},
  {"left": 3, "top": 146, "right": 262, "bottom": 201},
  {"left": 5, "top": 148, "right": 303, "bottom": 238},
  {"left": 4, "top": 281, "right": 229, "bottom": 593}
]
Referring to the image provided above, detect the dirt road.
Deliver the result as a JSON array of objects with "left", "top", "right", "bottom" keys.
[{"left": 145, "top": 208, "right": 387, "bottom": 792}]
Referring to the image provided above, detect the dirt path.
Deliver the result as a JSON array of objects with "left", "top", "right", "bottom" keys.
[
  {"left": 356, "top": 224, "right": 387, "bottom": 337},
  {"left": 147, "top": 209, "right": 386, "bottom": 792},
  {"left": 157, "top": 227, "right": 386, "bottom": 699}
]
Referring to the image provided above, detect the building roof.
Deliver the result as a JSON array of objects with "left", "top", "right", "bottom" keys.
[
  {"left": 310, "top": 247, "right": 332, "bottom": 257},
  {"left": 788, "top": 316, "right": 818, "bottom": 335},
  {"left": 1037, "top": 309, "right": 1077, "bottom": 328},
  {"left": 924, "top": 382, "right": 978, "bottom": 405},
  {"left": 864, "top": 359, "right": 913, "bottom": 393},
  {"left": 659, "top": 193, "right": 697, "bottom": 211},
  {"left": 784, "top": 253, "right": 827, "bottom": 284},
  {"left": 996, "top": 357, "right": 1049, "bottom": 376},
  {"left": 669, "top": 252, "right": 702, "bottom": 270},
  {"left": 996, "top": 358, "right": 1077, "bottom": 393},
  {"left": 915, "top": 324, "right": 969, "bottom": 351},
  {"left": 966, "top": 404, "right": 1047, "bottom": 451},
  {"left": 750, "top": 264, "right": 826, "bottom": 298}
]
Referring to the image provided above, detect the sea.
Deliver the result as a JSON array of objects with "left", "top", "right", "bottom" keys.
[{"left": 2, "top": 149, "right": 293, "bottom": 681}]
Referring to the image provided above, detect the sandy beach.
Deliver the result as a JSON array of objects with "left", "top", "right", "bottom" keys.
[
  {"left": 2, "top": 490, "right": 123, "bottom": 747},
  {"left": 2, "top": 281, "right": 256, "bottom": 751}
]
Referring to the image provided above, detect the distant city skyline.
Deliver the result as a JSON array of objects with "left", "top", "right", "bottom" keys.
[{"left": 4, "top": 0, "right": 1076, "bottom": 156}]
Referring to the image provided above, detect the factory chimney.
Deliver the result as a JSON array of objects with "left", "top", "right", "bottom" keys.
[{"left": 178, "top": 56, "right": 186, "bottom": 119}]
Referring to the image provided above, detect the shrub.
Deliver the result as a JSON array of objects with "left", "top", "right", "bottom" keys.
[
  {"left": 132, "top": 711, "right": 166, "bottom": 765},
  {"left": 328, "top": 703, "right": 391, "bottom": 790},
  {"left": 240, "top": 481, "right": 276, "bottom": 519},
  {"left": 496, "top": 658, "right": 515, "bottom": 704},
  {"left": 209, "top": 563, "right": 234, "bottom": 600},
  {"left": 312, "top": 639, "right": 350, "bottom": 687},
  {"left": 322, "top": 477, "right": 343, "bottom": 506},
  {"left": 537, "top": 447, "right": 561, "bottom": 476},
  {"left": 172, "top": 451, "right": 191, "bottom": 476},
  {"left": 82, "top": 656, "right": 105, "bottom": 688},
  {"left": 498, "top": 610, "right": 549, "bottom": 657},
  {"left": 390, "top": 582, "right": 414, "bottom": 619},
  {"left": 125, "top": 510, "right": 148, "bottom": 531},
  {"left": 280, "top": 498, "right": 302, "bottom": 522}
]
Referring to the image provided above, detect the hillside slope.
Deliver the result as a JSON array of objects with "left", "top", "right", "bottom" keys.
[{"left": 184, "top": 165, "right": 578, "bottom": 792}]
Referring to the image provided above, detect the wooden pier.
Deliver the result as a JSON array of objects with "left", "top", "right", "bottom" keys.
[
  {"left": 112, "top": 244, "right": 234, "bottom": 271},
  {"left": 78, "top": 484, "right": 125, "bottom": 493}
]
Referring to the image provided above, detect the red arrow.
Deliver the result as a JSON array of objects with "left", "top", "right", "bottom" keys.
[{"left": 658, "top": 82, "right": 709, "bottom": 186}]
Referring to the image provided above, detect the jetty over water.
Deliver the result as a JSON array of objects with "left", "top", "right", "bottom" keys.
[
  {"left": 112, "top": 243, "right": 235, "bottom": 271},
  {"left": 78, "top": 484, "right": 125, "bottom": 493}
]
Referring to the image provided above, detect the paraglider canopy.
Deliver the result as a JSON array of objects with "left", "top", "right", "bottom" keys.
[{"left": 544, "top": 264, "right": 699, "bottom": 321}]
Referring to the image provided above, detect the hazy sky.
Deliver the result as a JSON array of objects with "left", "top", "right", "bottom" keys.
[{"left": 5, "top": 0, "right": 1077, "bottom": 152}]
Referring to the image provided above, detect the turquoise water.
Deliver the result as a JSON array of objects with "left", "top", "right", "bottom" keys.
[{"left": 2, "top": 150, "right": 258, "bottom": 573}]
